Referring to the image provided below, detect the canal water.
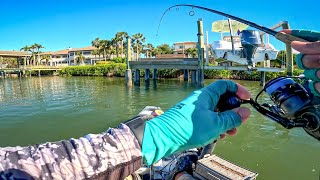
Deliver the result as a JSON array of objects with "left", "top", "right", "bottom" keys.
[{"left": 0, "top": 76, "right": 319, "bottom": 179}]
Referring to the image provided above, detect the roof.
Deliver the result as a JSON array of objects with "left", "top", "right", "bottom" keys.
[
  {"left": 68, "top": 46, "right": 97, "bottom": 52},
  {"left": 41, "top": 47, "right": 91, "bottom": 55},
  {"left": 53, "top": 49, "right": 69, "bottom": 55},
  {"left": 174, "top": 42, "right": 197, "bottom": 45},
  {"left": 0, "top": 50, "right": 30, "bottom": 57}
]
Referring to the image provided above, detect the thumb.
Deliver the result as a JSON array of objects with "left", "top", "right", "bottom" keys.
[{"left": 217, "top": 107, "right": 251, "bottom": 133}]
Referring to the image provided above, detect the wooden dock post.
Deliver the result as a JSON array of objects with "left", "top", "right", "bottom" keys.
[
  {"left": 152, "top": 69, "right": 157, "bottom": 80},
  {"left": 282, "top": 22, "right": 293, "bottom": 76},
  {"left": 260, "top": 37, "right": 266, "bottom": 87},
  {"left": 183, "top": 69, "right": 189, "bottom": 81},
  {"left": 260, "top": 71, "right": 266, "bottom": 87},
  {"left": 145, "top": 69, "right": 150, "bottom": 82},
  {"left": 125, "top": 36, "right": 133, "bottom": 87},
  {"left": 38, "top": 70, "right": 41, "bottom": 77},
  {"left": 197, "top": 19, "right": 205, "bottom": 87},
  {"left": 191, "top": 70, "right": 197, "bottom": 84},
  {"left": 134, "top": 69, "right": 140, "bottom": 85}
]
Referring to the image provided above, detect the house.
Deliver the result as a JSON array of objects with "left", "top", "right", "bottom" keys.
[
  {"left": 0, "top": 50, "right": 30, "bottom": 68},
  {"left": 41, "top": 46, "right": 104, "bottom": 66},
  {"left": 173, "top": 42, "right": 197, "bottom": 55},
  {"left": 41, "top": 49, "right": 69, "bottom": 66}
]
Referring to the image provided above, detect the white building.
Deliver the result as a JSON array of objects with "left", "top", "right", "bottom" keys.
[
  {"left": 173, "top": 42, "right": 197, "bottom": 55},
  {"left": 41, "top": 46, "right": 105, "bottom": 66}
]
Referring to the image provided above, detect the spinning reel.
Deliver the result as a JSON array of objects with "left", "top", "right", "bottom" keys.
[{"left": 218, "top": 77, "right": 320, "bottom": 141}]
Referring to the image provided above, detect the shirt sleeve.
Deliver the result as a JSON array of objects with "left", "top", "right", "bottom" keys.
[{"left": 0, "top": 124, "right": 142, "bottom": 180}]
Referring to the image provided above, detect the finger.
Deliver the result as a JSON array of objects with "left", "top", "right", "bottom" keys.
[
  {"left": 291, "top": 41, "right": 320, "bottom": 54},
  {"left": 233, "top": 107, "right": 251, "bottom": 124},
  {"left": 204, "top": 80, "right": 238, "bottom": 98},
  {"left": 308, "top": 81, "right": 320, "bottom": 97},
  {"left": 200, "top": 80, "right": 238, "bottom": 109},
  {"left": 226, "top": 128, "right": 238, "bottom": 136},
  {"left": 236, "top": 84, "right": 252, "bottom": 100},
  {"left": 304, "top": 69, "right": 320, "bottom": 81},
  {"left": 296, "top": 54, "right": 320, "bottom": 69},
  {"left": 217, "top": 107, "right": 251, "bottom": 132},
  {"left": 280, "top": 29, "right": 320, "bottom": 42},
  {"left": 220, "top": 134, "right": 226, "bottom": 139},
  {"left": 202, "top": 80, "right": 251, "bottom": 109}
]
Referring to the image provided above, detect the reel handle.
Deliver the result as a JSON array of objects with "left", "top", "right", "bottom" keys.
[{"left": 216, "top": 93, "right": 241, "bottom": 112}]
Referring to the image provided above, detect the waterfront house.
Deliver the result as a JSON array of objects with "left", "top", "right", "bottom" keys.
[
  {"left": 0, "top": 50, "right": 30, "bottom": 68},
  {"left": 173, "top": 42, "right": 197, "bottom": 56},
  {"left": 41, "top": 46, "right": 106, "bottom": 66}
]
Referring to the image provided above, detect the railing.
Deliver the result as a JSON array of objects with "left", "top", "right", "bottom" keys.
[{"left": 0, "top": 66, "right": 63, "bottom": 71}]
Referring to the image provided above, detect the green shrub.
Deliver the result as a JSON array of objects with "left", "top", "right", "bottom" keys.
[
  {"left": 111, "top": 57, "right": 126, "bottom": 63},
  {"left": 59, "top": 63, "right": 126, "bottom": 76}
]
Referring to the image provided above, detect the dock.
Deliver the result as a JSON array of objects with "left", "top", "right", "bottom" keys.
[
  {"left": 124, "top": 19, "right": 292, "bottom": 87},
  {"left": 0, "top": 66, "right": 62, "bottom": 77}
]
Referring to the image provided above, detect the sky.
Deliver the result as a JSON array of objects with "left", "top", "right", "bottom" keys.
[{"left": 0, "top": 0, "right": 319, "bottom": 52}]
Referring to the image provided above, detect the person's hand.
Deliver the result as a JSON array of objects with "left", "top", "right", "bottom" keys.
[
  {"left": 281, "top": 30, "right": 320, "bottom": 96},
  {"left": 141, "top": 80, "right": 251, "bottom": 165}
]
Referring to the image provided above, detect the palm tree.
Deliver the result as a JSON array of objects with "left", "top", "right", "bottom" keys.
[
  {"left": 91, "top": 38, "right": 100, "bottom": 48},
  {"left": 132, "top": 33, "right": 145, "bottom": 60},
  {"left": 75, "top": 52, "right": 85, "bottom": 65},
  {"left": 185, "top": 48, "right": 198, "bottom": 58},
  {"left": 20, "top": 45, "right": 32, "bottom": 65},
  {"left": 29, "top": 44, "right": 38, "bottom": 65},
  {"left": 142, "top": 43, "right": 155, "bottom": 58},
  {"left": 99, "top": 40, "right": 108, "bottom": 61},
  {"left": 33, "top": 43, "right": 45, "bottom": 65},
  {"left": 115, "top": 32, "right": 128, "bottom": 57},
  {"left": 92, "top": 49, "right": 100, "bottom": 59},
  {"left": 40, "top": 54, "right": 51, "bottom": 66}
]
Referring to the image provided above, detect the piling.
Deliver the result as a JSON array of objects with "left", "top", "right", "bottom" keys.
[
  {"left": 191, "top": 70, "right": 197, "bottom": 84},
  {"left": 125, "top": 36, "right": 133, "bottom": 87},
  {"left": 183, "top": 69, "right": 189, "bottom": 81},
  {"left": 282, "top": 22, "right": 293, "bottom": 76},
  {"left": 197, "top": 19, "right": 205, "bottom": 87},
  {"left": 134, "top": 69, "right": 140, "bottom": 85},
  {"left": 145, "top": 69, "right": 150, "bottom": 82},
  {"left": 152, "top": 69, "right": 157, "bottom": 80}
]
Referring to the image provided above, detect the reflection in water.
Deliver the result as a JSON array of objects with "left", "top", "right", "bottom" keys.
[{"left": 0, "top": 77, "right": 319, "bottom": 180}]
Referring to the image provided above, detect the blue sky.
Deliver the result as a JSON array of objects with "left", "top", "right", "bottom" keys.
[{"left": 0, "top": 0, "right": 319, "bottom": 51}]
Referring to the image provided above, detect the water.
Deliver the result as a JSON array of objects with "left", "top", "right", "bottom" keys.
[{"left": 0, "top": 77, "right": 319, "bottom": 179}]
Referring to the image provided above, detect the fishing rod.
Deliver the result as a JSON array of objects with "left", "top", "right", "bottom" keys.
[{"left": 158, "top": 4, "right": 312, "bottom": 44}]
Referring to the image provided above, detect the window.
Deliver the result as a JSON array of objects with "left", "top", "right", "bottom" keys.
[
  {"left": 83, "top": 51, "right": 91, "bottom": 55},
  {"left": 63, "top": 55, "right": 67, "bottom": 58},
  {"left": 179, "top": 45, "right": 184, "bottom": 49},
  {"left": 69, "top": 52, "right": 74, "bottom": 56}
]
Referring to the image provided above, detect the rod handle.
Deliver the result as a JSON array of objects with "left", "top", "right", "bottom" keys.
[{"left": 275, "top": 32, "right": 309, "bottom": 44}]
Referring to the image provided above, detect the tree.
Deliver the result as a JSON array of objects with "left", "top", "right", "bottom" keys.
[
  {"left": 132, "top": 33, "right": 146, "bottom": 60},
  {"left": 92, "top": 38, "right": 102, "bottom": 60},
  {"left": 155, "top": 44, "right": 174, "bottom": 55},
  {"left": 20, "top": 45, "right": 32, "bottom": 65},
  {"left": 115, "top": 32, "right": 128, "bottom": 57},
  {"left": 75, "top": 52, "right": 85, "bottom": 65},
  {"left": 272, "top": 50, "right": 297, "bottom": 67},
  {"left": 185, "top": 48, "right": 198, "bottom": 58},
  {"left": 91, "top": 38, "right": 100, "bottom": 48},
  {"left": 40, "top": 54, "right": 51, "bottom": 66},
  {"left": 33, "top": 43, "right": 45, "bottom": 65},
  {"left": 92, "top": 49, "right": 100, "bottom": 59},
  {"left": 99, "top": 40, "right": 109, "bottom": 61},
  {"left": 142, "top": 43, "right": 155, "bottom": 58}
]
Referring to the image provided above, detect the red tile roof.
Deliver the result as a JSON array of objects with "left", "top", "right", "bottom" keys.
[
  {"left": 0, "top": 50, "right": 30, "bottom": 57},
  {"left": 68, "top": 46, "right": 97, "bottom": 52}
]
